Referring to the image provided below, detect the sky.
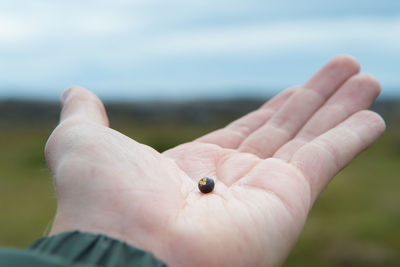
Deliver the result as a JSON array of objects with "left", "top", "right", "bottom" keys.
[{"left": 0, "top": 0, "right": 399, "bottom": 100}]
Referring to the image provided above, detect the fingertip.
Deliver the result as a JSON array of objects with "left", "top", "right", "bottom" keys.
[
  {"left": 304, "top": 54, "right": 361, "bottom": 96},
  {"left": 341, "top": 73, "right": 382, "bottom": 102},
  {"left": 360, "top": 110, "right": 386, "bottom": 135},
  {"left": 61, "top": 87, "right": 72, "bottom": 106},
  {"left": 61, "top": 86, "right": 95, "bottom": 103},
  {"left": 345, "top": 110, "right": 386, "bottom": 146},
  {"left": 59, "top": 86, "right": 109, "bottom": 127},
  {"left": 358, "top": 73, "right": 381, "bottom": 97},
  {"left": 330, "top": 54, "right": 360, "bottom": 74},
  {"left": 375, "top": 113, "right": 386, "bottom": 134}
]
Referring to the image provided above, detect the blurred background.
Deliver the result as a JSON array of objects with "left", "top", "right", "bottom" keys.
[{"left": 0, "top": 0, "right": 399, "bottom": 266}]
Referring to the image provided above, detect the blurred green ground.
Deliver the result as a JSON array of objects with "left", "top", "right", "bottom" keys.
[{"left": 0, "top": 104, "right": 399, "bottom": 266}]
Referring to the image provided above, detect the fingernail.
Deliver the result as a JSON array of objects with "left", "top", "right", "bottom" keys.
[{"left": 61, "top": 88, "right": 72, "bottom": 105}]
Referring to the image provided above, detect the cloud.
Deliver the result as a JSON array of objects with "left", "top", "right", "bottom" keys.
[
  {"left": 0, "top": 1, "right": 147, "bottom": 45},
  {"left": 0, "top": 0, "right": 399, "bottom": 99},
  {"left": 0, "top": 15, "right": 37, "bottom": 44},
  {"left": 141, "top": 16, "right": 400, "bottom": 57}
]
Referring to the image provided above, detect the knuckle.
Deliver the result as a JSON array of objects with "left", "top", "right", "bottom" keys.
[
  {"left": 45, "top": 120, "right": 100, "bottom": 159},
  {"left": 239, "top": 142, "right": 264, "bottom": 158}
]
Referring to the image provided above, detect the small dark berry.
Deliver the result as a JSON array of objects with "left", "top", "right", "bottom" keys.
[{"left": 198, "top": 177, "right": 215, "bottom": 194}]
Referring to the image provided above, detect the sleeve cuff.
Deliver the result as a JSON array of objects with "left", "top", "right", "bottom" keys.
[{"left": 29, "top": 231, "right": 167, "bottom": 267}]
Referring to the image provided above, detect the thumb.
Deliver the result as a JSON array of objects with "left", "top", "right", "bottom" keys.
[{"left": 60, "top": 86, "right": 109, "bottom": 126}]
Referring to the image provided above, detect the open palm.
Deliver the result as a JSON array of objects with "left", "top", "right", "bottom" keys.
[{"left": 45, "top": 56, "right": 385, "bottom": 267}]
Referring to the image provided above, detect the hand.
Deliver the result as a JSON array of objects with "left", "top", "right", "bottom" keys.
[{"left": 45, "top": 55, "right": 385, "bottom": 267}]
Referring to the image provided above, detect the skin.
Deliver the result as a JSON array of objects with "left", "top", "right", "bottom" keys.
[{"left": 45, "top": 55, "right": 386, "bottom": 267}]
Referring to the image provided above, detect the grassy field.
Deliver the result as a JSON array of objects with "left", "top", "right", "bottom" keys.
[{"left": 0, "top": 104, "right": 399, "bottom": 266}]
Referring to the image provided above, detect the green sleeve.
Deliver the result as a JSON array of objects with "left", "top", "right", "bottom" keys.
[{"left": 0, "top": 231, "right": 168, "bottom": 267}]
